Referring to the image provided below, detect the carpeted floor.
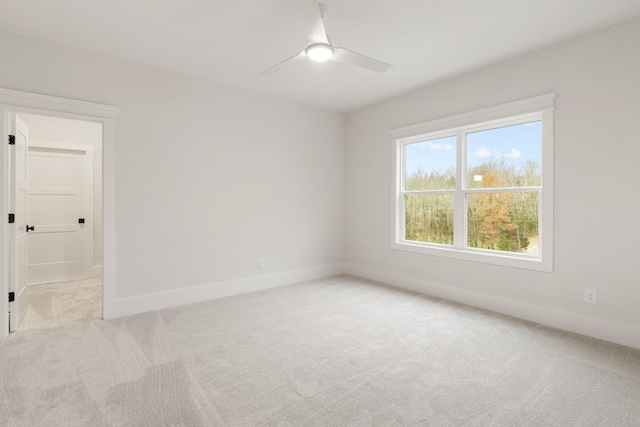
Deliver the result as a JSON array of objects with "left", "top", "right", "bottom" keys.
[
  {"left": 1, "top": 275, "right": 639, "bottom": 426},
  {"left": 17, "top": 278, "right": 102, "bottom": 331}
]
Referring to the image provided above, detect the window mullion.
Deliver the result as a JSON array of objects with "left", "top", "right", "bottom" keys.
[
  {"left": 465, "top": 186, "right": 541, "bottom": 194},
  {"left": 402, "top": 189, "right": 455, "bottom": 195},
  {"left": 398, "top": 142, "right": 406, "bottom": 241},
  {"left": 454, "top": 131, "right": 466, "bottom": 250}
]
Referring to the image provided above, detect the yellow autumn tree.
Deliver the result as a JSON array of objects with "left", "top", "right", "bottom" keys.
[{"left": 472, "top": 172, "right": 516, "bottom": 250}]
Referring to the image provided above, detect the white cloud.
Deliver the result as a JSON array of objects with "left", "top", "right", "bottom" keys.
[
  {"left": 425, "top": 141, "right": 453, "bottom": 150},
  {"left": 504, "top": 148, "right": 521, "bottom": 159},
  {"left": 474, "top": 147, "right": 491, "bottom": 158}
]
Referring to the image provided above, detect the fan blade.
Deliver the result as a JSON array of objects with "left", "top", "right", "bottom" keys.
[
  {"left": 331, "top": 47, "right": 393, "bottom": 72},
  {"left": 299, "top": 0, "right": 329, "bottom": 44},
  {"left": 260, "top": 50, "right": 307, "bottom": 76}
]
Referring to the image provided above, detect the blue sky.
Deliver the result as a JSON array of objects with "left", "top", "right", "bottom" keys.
[{"left": 405, "top": 121, "right": 541, "bottom": 175}]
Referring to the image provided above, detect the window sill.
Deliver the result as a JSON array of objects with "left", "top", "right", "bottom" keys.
[{"left": 391, "top": 241, "right": 552, "bottom": 272}]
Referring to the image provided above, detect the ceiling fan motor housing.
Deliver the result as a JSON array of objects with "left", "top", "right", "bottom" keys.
[{"left": 306, "top": 43, "right": 334, "bottom": 61}]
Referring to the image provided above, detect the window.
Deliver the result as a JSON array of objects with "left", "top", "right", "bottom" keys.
[{"left": 391, "top": 94, "right": 554, "bottom": 271}]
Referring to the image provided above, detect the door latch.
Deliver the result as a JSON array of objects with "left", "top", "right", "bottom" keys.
[{"left": 26, "top": 225, "right": 34, "bottom": 232}]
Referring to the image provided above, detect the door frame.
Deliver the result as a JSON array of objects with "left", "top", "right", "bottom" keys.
[{"left": 0, "top": 88, "right": 116, "bottom": 339}]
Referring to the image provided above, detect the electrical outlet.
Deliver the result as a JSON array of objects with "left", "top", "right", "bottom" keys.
[
  {"left": 584, "top": 288, "right": 597, "bottom": 304},
  {"left": 258, "top": 258, "right": 265, "bottom": 269},
  {"left": 374, "top": 252, "right": 380, "bottom": 262}
]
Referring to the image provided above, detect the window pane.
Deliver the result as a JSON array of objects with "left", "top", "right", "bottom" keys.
[
  {"left": 405, "top": 136, "right": 456, "bottom": 190},
  {"left": 467, "top": 121, "right": 541, "bottom": 189},
  {"left": 467, "top": 192, "right": 539, "bottom": 255},
  {"left": 405, "top": 194, "right": 454, "bottom": 245}
]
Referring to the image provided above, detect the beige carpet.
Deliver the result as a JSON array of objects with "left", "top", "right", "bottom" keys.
[
  {"left": 18, "top": 278, "right": 102, "bottom": 331},
  {"left": 1, "top": 275, "right": 639, "bottom": 426}
]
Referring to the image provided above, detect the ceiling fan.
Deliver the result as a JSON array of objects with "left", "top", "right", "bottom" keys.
[{"left": 261, "top": 0, "right": 393, "bottom": 76}]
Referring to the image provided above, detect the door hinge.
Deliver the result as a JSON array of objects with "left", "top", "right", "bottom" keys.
[
  {"left": 8, "top": 135, "right": 15, "bottom": 145},
  {"left": 8, "top": 213, "right": 15, "bottom": 224},
  {"left": 8, "top": 292, "right": 15, "bottom": 302}
]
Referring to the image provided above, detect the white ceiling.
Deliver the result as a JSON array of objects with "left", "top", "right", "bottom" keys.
[{"left": 1, "top": 0, "right": 640, "bottom": 112}]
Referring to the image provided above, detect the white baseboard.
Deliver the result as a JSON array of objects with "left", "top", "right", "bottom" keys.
[
  {"left": 346, "top": 263, "right": 640, "bottom": 350},
  {"left": 113, "top": 263, "right": 348, "bottom": 318}
]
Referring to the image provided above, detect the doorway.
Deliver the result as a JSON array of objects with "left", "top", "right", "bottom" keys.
[
  {"left": 14, "top": 113, "right": 103, "bottom": 330},
  {"left": 0, "top": 88, "right": 117, "bottom": 338},
  {"left": 21, "top": 113, "right": 103, "bottom": 285}
]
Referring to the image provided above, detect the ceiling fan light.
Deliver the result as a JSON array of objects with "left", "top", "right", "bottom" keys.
[{"left": 306, "top": 44, "right": 333, "bottom": 62}]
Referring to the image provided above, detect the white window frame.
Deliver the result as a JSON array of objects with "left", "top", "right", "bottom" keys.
[{"left": 390, "top": 94, "right": 555, "bottom": 272}]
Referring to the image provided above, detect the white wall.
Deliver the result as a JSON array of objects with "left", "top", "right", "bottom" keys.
[
  {"left": 0, "top": 30, "right": 346, "bottom": 308},
  {"left": 346, "top": 18, "right": 640, "bottom": 349},
  {"left": 20, "top": 113, "right": 103, "bottom": 278}
]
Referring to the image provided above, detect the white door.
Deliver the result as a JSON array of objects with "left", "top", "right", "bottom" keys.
[
  {"left": 8, "top": 114, "right": 28, "bottom": 332},
  {"left": 27, "top": 147, "right": 86, "bottom": 285}
]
